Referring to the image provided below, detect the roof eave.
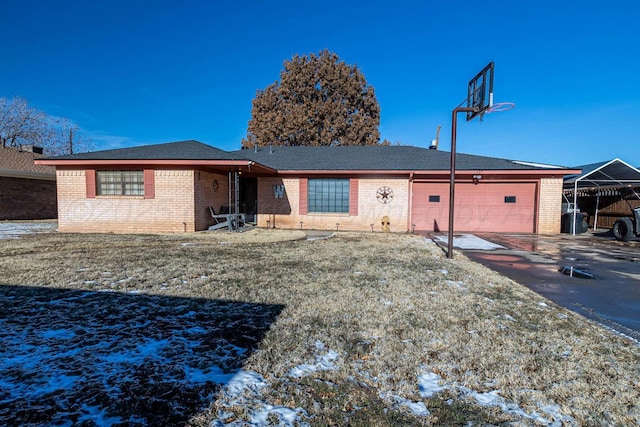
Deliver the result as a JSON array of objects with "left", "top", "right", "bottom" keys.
[
  {"left": 0, "top": 168, "right": 56, "bottom": 180},
  {"left": 35, "top": 158, "right": 276, "bottom": 173},
  {"left": 276, "top": 168, "right": 581, "bottom": 175}
]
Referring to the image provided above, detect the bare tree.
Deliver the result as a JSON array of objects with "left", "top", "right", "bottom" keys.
[
  {"left": 242, "top": 50, "right": 381, "bottom": 148},
  {"left": 0, "top": 96, "right": 92, "bottom": 155}
]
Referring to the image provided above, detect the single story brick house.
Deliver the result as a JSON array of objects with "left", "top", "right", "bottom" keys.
[
  {"left": 36, "top": 140, "right": 579, "bottom": 234},
  {"left": 1, "top": 145, "right": 57, "bottom": 220}
]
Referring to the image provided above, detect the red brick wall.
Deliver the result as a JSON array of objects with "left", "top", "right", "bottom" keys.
[
  {"left": 194, "top": 171, "right": 230, "bottom": 231},
  {"left": 0, "top": 176, "right": 57, "bottom": 220}
]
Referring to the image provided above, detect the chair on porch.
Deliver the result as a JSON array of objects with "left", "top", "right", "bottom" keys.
[
  {"left": 208, "top": 206, "right": 230, "bottom": 231},
  {"left": 207, "top": 206, "right": 246, "bottom": 231}
]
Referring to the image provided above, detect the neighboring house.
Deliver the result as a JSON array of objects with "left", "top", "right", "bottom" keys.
[
  {"left": 36, "top": 140, "right": 579, "bottom": 234},
  {"left": 0, "top": 145, "right": 57, "bottom": 220}
]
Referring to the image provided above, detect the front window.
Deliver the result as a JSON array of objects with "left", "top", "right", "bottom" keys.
[
  {"left": 97, "top": 171, "right": 144, "bottom": 196},
  {"left": 308, "top": 178, "right": 349, "bottom": 213}
]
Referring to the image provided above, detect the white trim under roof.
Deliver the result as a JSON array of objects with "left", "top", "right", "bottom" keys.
[{"left": 512, "top": 160, "right": 564, "bottom": 169}]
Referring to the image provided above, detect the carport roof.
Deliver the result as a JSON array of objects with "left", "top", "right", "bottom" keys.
[{"left": 564, "top": 158, "right": 640, "bottom": 190}]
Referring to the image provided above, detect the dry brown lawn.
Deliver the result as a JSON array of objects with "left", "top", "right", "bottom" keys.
[{"left": 1, "top": 228, "right": 638, "bottom": 426}]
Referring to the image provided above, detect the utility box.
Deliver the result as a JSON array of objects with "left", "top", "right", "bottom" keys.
[{"left": 561, "top": 213, "right": 588, "bottom": 234}]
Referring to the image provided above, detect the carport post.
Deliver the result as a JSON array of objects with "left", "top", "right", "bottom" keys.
[
  {"left": 448, "top": 106, "right": 477, "bottom": 258},
  {"left": 594, "top": 191, "right": 600, "bottom": 231},
  {"left": 572, "top": 181, "right": 578, "bottom": 235}
]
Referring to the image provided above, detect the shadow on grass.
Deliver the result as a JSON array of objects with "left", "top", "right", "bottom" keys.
[{"left": 0, "top": 285, "right": 284, "bottom": 426}]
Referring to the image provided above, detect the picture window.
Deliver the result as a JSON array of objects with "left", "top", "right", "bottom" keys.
[{"left": 308, "top": 178, "right": 349, "bottom": 213}]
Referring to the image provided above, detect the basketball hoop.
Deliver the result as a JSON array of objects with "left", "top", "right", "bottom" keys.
[
  {"left": 480, "top": 101, "right": 515, "bottom": 122},
  {"left": 485, "top": 101, "right": 516, "bottom": 113}
]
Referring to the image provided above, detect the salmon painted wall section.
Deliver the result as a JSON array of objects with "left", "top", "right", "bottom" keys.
[{"left": 412, "top": 181, "right": 537, "bottom": 233}]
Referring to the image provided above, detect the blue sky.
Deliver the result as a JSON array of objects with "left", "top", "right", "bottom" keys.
[{"left": 2, "top": 0, "right": 639, "bottom": 167}]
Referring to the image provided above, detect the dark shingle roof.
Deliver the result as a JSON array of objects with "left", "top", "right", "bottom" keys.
[
  {"left": 45, "top": 140, "right": 569, "bottom": 172},
  {"left": 0, "top": 146, "right": 55, "bottom": 177},
  {"left": 231, "top": 145, "right": 560, "bottom": 171},
  {"left": 45, "top": 140, "right": 234, "bottom": 161}
]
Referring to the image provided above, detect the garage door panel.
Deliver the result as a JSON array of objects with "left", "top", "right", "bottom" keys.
[{"left": 412, "top": 182, "right": 536, "bottom": 233}]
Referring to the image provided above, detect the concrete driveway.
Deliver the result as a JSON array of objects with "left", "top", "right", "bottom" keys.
[{"left": 437, "top": 232, "right": 640, "bottom": 342}]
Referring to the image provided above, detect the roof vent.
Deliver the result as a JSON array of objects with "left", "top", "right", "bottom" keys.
[
  {"left": 428, "top": 139, "right": 438, "bottom": 150},
  {"left": 269, "top": 144, "right": 273, "bottom": 154}
]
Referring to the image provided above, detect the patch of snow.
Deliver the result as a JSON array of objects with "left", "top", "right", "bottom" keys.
[
  {"left": 445, "top": 280, "right": 465, "bottom": 289},
  {"left": 0, "top": 221, "right": 57, "bottom": 239},
  {"left": 416, "top": 370, "right": 576, "bottom": 425},
  {"left": 406, "top": 401, "right": 429, "bottom": 416},
  {"left": 183, "top": 365, "right": 233, "bottom": 385},
  {"left": 248, "top": 404, "right": 307, "bottom": 425},
  {"left": 77, "top": 404, "right": 123, "bottom": 426},
  {"left": 41, "top": 329, "right": 76, "bottom": 340},
  {"left": 306, "top": 232, "right": 336, "bottom": 241},
  {"left": 288, "top": 348, "right": 339, "bottom": 378},
  {"left": 460, "top": 387, "right": 553, "bottom": 424},
  {"left": 433, "top": 234, "right": 505, "bottom": 250},
  {"left": 380, "top": 391, "right": 430, "bottom": 417},
  {"left": 215, "top": 370, "right": 308, "bottom": 426},
  {"left": 418, "top": 371, "right": 445, "bottom": 398},
  {"left": 223, "top": 370, "right": 268, "bottom": 398}
]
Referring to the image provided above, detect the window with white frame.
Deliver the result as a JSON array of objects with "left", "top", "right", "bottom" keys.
[
  {"left": 308, "top": 178, "right": 350, "bottom": 213},
  {"left": 96, "top": 171, "right": 144, "bottom": 196}
]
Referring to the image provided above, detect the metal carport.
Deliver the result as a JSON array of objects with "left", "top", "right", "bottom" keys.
[{"left": 563, "top": 158, "right": 640, "bottom": 234}]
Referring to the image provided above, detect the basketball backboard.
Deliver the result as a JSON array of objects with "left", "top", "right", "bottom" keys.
[{"left": 466, "top": 62, "right": 494, "bottom": 121}]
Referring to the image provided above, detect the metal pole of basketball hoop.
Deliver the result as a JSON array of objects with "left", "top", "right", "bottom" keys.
[
  {"left": 447, "top": 106, "right": 479, "bottom": 259},
  {"left": 447, "top": 62, "right": 495, "bottom": 259}
]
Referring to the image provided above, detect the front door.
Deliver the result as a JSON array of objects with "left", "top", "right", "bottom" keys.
[{"left": 240, "top": 178, "right": 258, "bottom": 223}]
